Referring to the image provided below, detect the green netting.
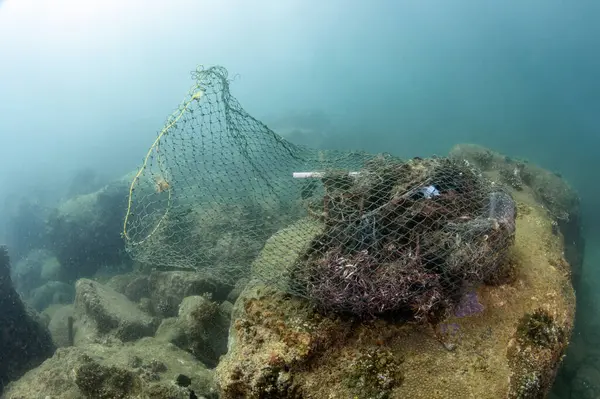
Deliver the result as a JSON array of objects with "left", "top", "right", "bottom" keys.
[{"left": 123, "top": 65, "right": 516, "bottom": 322}]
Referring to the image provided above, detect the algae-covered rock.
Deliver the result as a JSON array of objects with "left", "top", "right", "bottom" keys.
[
  {"left": 46, "top": 304, "right": 76, "bottom": 348},
  {"left": 2, "top": 337, "right": 217, "bottom": 398},
  {"left": 146, "top": 270, "right": 232, "bottom": 315},
  {"left": 107, "top": 270, "right": 232, "bottom": 318},
  {"left": 154, "top": 294, "right": 230, "bottom": 368},
  {"left": 75, "top": 359, "right": 142, "bottom": 398},
  {"left": 508, "top": 309, "right": 568, "bottom": 398},
  {"left": 227, "top": 277, "right": 250, "bottom": 303},
  {"left": 74, "top": 278, "right": 158, "bottom": 343},
  {"left": 216, "top": 169, "right": 575, "bottom": 398}
]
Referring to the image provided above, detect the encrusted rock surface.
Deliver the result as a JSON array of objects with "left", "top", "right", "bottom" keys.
[
  {"left": 45, "top": 304, "right": 76, "bottom": 348},
  {"left": 2, "top": 337, "right": 217, "bottom": 398},
  {"left": 155, "top": 295, "right": 230, "bottom": 368},
  {"left": 74, "top": 278, "right": 158, "bottom": 343},
  {"left": 107, "top": 270, "right": 231, "bottom": 318},
  {"left": 216, "top": 148, "right": 576, "bottom": 399}
]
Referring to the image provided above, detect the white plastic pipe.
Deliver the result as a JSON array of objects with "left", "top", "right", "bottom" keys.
[{"left": 293, "top": 171, "right": 360, "bottom": 179}]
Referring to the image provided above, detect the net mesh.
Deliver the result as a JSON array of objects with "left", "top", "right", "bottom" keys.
[{"left": 123, "top": 66, "right": 516, "bottom": 322}]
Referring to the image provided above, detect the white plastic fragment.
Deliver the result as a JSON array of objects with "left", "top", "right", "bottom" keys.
[{"left": 419, "top": 185, "right": 440, "bottom": 199}]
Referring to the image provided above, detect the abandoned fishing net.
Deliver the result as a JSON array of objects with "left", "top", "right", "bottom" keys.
[{"left": 123, "top": 65, "right": 517, "bottom": 321}]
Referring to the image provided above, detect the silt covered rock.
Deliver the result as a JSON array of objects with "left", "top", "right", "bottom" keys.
[
  {"left": 155, "top": 294, "right": 230, "bottom": 368},
  {"left": 74, "top": 278, "right": 158, "bottom": 343},
  {"left": 2, "top": 337, "right": 217, "bottom": 398}
]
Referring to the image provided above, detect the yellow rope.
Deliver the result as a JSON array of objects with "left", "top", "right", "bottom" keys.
[{"left": 122, "top": 88, "right": 204, "bottom": 243}]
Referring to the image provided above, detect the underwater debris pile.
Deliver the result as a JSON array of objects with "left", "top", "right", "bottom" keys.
[{"left": 291, "top": 156, "right": 517, "bottom": 321}]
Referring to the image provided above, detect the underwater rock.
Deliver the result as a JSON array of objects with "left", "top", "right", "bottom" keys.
[
  {"left": 46, "top": 304, "right": 76, "bottom": 348},
  {"left": 39, "top": 252, "right": 63, "bottom": 281},
  {"left": 147, "top": 270, "right": 231, "bottom": 317},
  {"left": 220, "top": 300, "right": 234, "bottom": 319},
  {"left": 227, "top": 277, "right": 250, "bottom": 303},
  {"left": 0, "top": 246, "right": 55, "bottom": 393},
  {"left": 449, "top": 143, "right": 583, "bottom": 290},
  {"left": 508, "top": 309, "right": 568, "bottom": 398},
  {"left": 106, "top": 271, "right": 148, "bottom": 301},
  {"left": 108, "top": 270, "right": 232, "bottom": 318},
  {"left": 45, "top": 177, "right": 131, "bottom": 282},
  {"left": 29, "top": 280, "right": 75, "bottom": 311},
  {"left": 450, "top": 143, "right": 585, "bottom": 399},
  {"left": 250, "top": 217, "right": 325, "bottom": 290},
  {"left": 2, "top": 337, "right": 217, "bottom": 398},
  {"left": 10, "top": 248, "right": 60, "bottom": 297},
  {"left": 75, "top": 357, "right": 142, "bottom": 398},
  {"left": 74, "top": 278, "right": 158, "bottom": 343},
  {"left": 154, "top": 295, "right": 230, "bottom": 368},
  {"left": 215, "top": 176, "right": 575, "bottom": 398}
]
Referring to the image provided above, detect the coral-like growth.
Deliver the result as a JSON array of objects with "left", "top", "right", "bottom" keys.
[
  {"left": 517, "top": 309, "right": 566, "bottom": 349},
  {"left": 345, "top": 347, "right": 404, "bottom": 399},
  {"left": 216, "top": 284, "right": 354, "bottom": 399},
  {"left": 508, "top": 308, "right": 569, "bottom": 399},
  {"left": 75, "top": 357, "right": 141, "bottom": 398}
]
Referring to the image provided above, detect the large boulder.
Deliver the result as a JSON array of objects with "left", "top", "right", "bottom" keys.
[
  {"left": 29, "top": 280, "right": 75, "bottom": 311},
  {"left": 0, "top": 246, "right": 55, "bottom": 393},
  {"left": 2, "top": 337, "right": 217, "bottom": 398},
  {"left": 155, "top": 295, "right": 231, "bottom": 368},
  {"left": 46, "top": 178, "right": 131, "bottom": 282},
  {"left": 448, "top": 144, "right": 587, "bottom": 399},
  {"left": 107, "top": 270, "right": 232, "bottom": 318},
  {"left": 215, "top": 152, "right": 576, "bottom": 398},
  {"left": 45, "top": 304, "right": 76, "bottom": 348},
  {"left": 10, "top": 248, "right": 59, "bottom": 296},
  {"left": 74, "top": 278, "right": 158, "bottom": 343}
]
